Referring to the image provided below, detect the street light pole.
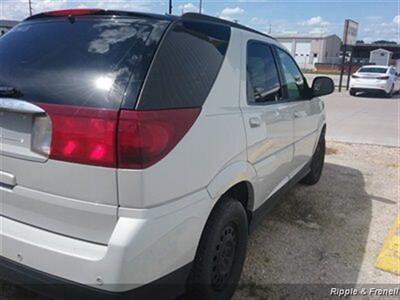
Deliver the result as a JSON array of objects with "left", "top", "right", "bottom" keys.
[
  {"left": 199, "top": 0, "right": 203, "bottom": 14},
  {"left": 168, "top": 0, "right": 172, "bottom": 14}
]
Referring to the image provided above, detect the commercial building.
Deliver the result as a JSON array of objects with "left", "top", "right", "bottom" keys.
[
  {"left": 335, "top": 43, "right": 400, "bottom": 74},
  {"left": 351, "top": 43, "right": 400, "bottom": 65},
  {"left": 274, "top": 34, "right": 341, "bottom": 70},
  {"left": 0, "top": 20, "right": 19, "bottom": 36}
]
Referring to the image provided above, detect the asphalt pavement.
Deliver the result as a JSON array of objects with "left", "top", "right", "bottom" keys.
[{"left": 323, "top": 91, "right": 399, "bottom": 147}]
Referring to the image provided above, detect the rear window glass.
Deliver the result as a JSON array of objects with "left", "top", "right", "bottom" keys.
[
  {"left": 135, "top": 20, "right": 231, "bottom": 110},
  {"left": 358, "top": 67, "right": 387, "bottom": 74},
  {"left": 0, "top": 17, "right": 169, "bottom": 108}
]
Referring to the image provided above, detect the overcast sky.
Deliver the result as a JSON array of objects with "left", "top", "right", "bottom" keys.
[{"left": 1, "top": 0, "right": 399, "bottom": 42}]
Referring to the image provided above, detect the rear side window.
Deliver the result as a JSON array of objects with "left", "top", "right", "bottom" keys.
[
  {"left": 0, "top": 17, "right": 169, "bottom": 108},
  {"left": 136, "top": 21, "right": 231, "bottom": 110},
  {"left": 247, "top": 41, "right": 281, "bottom": 104}
]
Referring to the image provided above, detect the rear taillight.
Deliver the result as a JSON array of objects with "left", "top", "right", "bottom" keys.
[
  {"left": 118, "top": 108, "right": 201, "bottom": 169},
  {"left": 36, "top": 103, "right": 200, "bottom": 169},
  {"left": 352, "top": 75, "right": 360, "bottom": 78},
  {"left": 37, "top": 103, "right": 118, "bottom": 167},
  {"left": 378, "top": 76, "right": 389, "bottom": 80}
]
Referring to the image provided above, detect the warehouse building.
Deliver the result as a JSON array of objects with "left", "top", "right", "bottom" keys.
[
  {"left": 0, "top": 20, "right": 19, "bottom": 37},
  {"left": 274, "top": 34, "right": 341, "bottom": 70}
]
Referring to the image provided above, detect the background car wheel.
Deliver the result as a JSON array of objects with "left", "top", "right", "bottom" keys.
[
  {"left": 186, "top": 196, "right": 248, "bottom": 300},
  {"left": 349, "top": 89, "right": 357, "bottom": 96},
  {"left": 300, "top": 130, "right": 326, "bottom": 185}
]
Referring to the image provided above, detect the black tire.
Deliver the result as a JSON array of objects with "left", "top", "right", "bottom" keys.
[
  {"left": 186, "top": 197, "right": 248, "bottom": 300},
  {"left": 349, "top": 89, "right": 357, "bottom": 96},
  {"left": 300, "top": 131, "right": 325, "bottom": 185}
]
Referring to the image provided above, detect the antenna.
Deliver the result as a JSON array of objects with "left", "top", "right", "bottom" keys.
[
  {"left": 168, "top": 0, "right": 172, "bottom": 14},
  {"left": 29, "top": 0, "right": 33, "bottom": 16}
]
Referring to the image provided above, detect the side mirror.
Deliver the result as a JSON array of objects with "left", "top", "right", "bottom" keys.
[{"left": 311, "top": 76, "right": 334, "bottom": 97}]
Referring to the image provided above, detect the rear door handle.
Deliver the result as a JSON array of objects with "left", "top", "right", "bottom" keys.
[
  {"left": 249, "top": 117, "right": 261, "bottom": 128},
  {"left": 0, "top": 171, "right": 16, "bottom": 188}
]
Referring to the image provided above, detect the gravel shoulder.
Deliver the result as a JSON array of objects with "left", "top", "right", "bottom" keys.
[{"left": 235, "top": 141, "right": 399, "bottom": 299}]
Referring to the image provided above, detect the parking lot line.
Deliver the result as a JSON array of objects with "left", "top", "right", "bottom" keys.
[{"left": 375, "top": 214, "right": 400, "bottom": 275}]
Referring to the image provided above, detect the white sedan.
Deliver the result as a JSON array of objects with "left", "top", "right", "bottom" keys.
[{"left": 350, "top": 65, "right": 400, "bottom": 97}]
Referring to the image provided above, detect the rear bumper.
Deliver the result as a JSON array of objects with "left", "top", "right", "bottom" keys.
[
  {"left": 0, "top": 256, "right": 191, "bottom": 300},
  {"left": 350, "top": 81, "right": 390, "bottom": 93},
  {"left": 350, "top": 87, "right": 386, "bottom": 93},
  {"left": 0, "top": 188, "right": 212, "bottom": 296}
]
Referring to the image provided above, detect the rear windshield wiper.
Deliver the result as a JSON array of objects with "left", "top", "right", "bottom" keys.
[{"left": 0, "top": 86, "right": 23, "bottom": 97}]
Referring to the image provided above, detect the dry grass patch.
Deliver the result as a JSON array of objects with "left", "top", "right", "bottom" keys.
[{"left": 326, "top": 146, "right": 339, "bottom": 155}]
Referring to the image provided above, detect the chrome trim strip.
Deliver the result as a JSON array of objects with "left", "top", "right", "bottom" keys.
[{"left": 0, "top": 98, "right": 44, "bottom": 114}]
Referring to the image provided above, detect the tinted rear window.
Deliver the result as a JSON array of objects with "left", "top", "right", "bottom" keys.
[
  {"left": 359, "top": 67, "right": 387, "bottom": 74},
  {"left": 0, "top": 17, "right": 169, "bottom": 108},
  {"left": 135, "top": 20, "right": 231, "bottom": 110}
]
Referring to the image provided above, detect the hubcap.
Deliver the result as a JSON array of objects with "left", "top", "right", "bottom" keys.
[{"left": 211, "top": 223, "right": 238, "bottom": 290}]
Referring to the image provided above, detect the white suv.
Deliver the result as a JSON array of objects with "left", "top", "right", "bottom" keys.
[{"left": 0, "top": 10, "right": 333, "bottom": 300}]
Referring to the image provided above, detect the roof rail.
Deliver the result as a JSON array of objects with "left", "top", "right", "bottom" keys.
[{"left": 181, "top": 13, "right": 276, "bottom": 40}]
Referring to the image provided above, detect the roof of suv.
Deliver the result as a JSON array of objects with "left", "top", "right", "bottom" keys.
[
  {"left": 26, "top": 9, "right": 276, "bottom": 41},
  {"left": 26, "top": 9, "right": 177, "bottom": 22}
]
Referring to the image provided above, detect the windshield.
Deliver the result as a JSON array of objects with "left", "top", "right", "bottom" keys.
[
  {"left": 358, "top": 67, "right": 387, "bottom": 74},
  {"left": 0, "top": 17, "right": 169, "bottom": 108}
]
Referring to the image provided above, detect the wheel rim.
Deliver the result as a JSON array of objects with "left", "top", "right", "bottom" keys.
[{"left": 211, "top": 223, "right": 238, "bottom": 290}]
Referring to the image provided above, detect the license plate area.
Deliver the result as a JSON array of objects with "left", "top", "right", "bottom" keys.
[{"left": 0, "top": 111, "right": 46, "bottom": 162}]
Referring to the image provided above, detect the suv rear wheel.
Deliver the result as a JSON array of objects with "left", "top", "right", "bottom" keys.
[
  {"left": 301, "top": 130, "right": 325, "bottom": 185},
  {"left": 186, "top": 196, "right": 248, "bottom": 300}
]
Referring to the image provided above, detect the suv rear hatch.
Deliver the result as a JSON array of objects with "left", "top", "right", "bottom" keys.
[{"left": 0, "top": 11, "right": 170, "bottom": 244}]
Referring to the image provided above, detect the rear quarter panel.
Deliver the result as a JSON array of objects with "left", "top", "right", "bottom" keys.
[{"left": 117, "top": 29, "right": 248, "bottom": 208}]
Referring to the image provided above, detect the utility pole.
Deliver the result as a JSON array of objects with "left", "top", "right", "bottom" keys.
[
  {"left": 168, "top": 0, "right": 172, "bottom": 14},
  {"left": 338, "top": 43, "right": 347, "bottom": 92},
  {"left": 346, "top": 47, "right": 354, "bottom": 90},
  {"left": 199, "top": 0, "right": 203, "bottom": 14},
  {"left": 29, "top": 0, "right": 33, "bottom": 16}
]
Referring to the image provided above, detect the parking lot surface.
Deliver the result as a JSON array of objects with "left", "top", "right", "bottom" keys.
[
  {"left": 235, "top": 141, "right": 399, "bottom": 299},
  {"left": 323, "top": 91, "right": 399, "bottom": 147}
]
